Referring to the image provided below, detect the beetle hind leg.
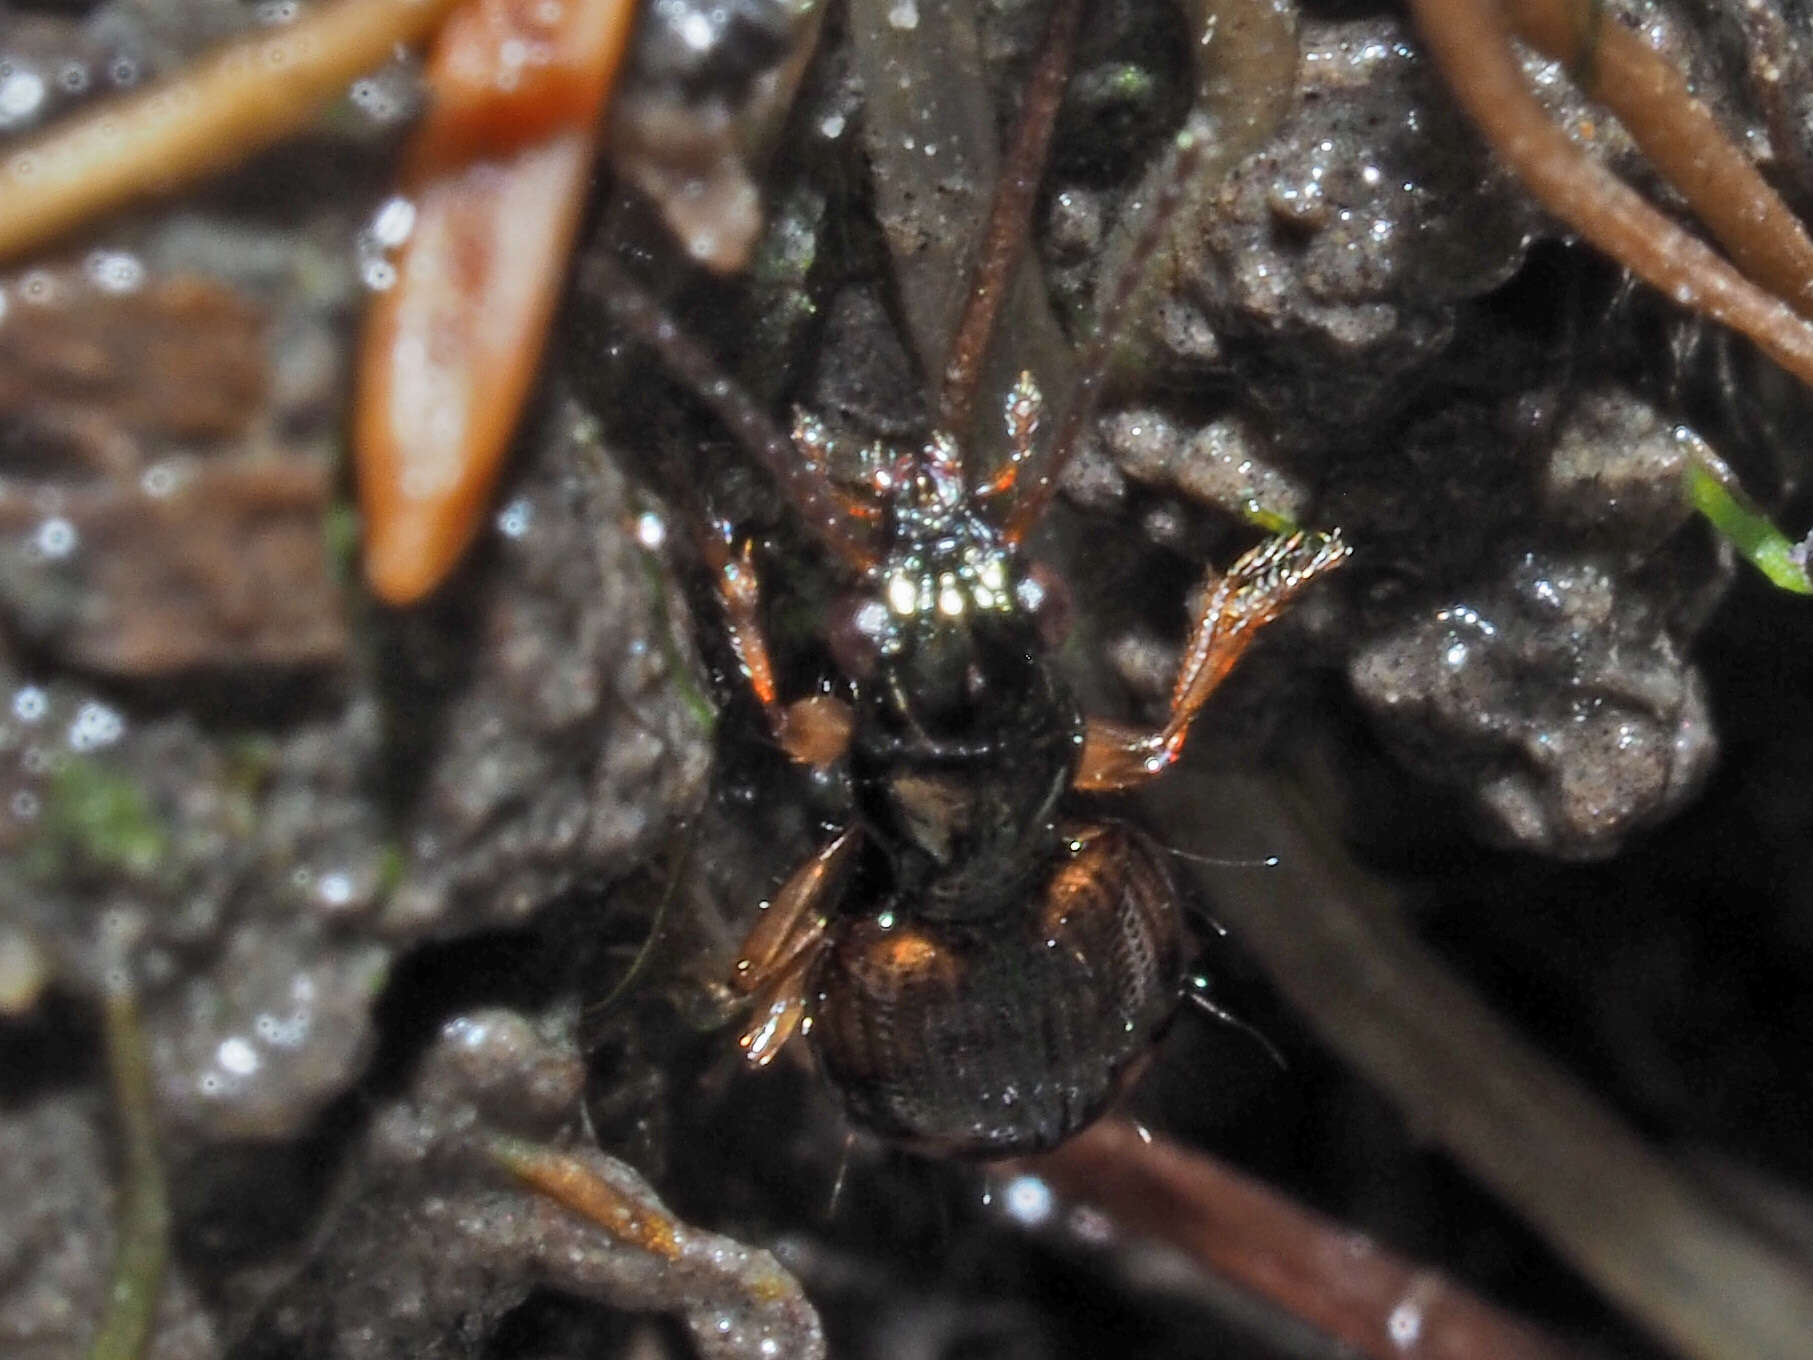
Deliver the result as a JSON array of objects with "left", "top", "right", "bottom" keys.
[{"left": 728, "top": 827, "right": 859, "bottom": 1066}]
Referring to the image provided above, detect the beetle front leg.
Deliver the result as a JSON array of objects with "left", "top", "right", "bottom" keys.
[
  {"left": 1075, "top": 530, "right": 1350, "bottom": 791},
  {"left": 703, "top": 520, "right": 855, "bottom": 768}
]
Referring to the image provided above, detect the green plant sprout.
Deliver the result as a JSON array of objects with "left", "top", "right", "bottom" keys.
[
  {"left": 87, "top": 979, "right": 169, "bottom": 1360},
  {"left": 1683, "top": 456, "right": 1813, "bottom": 596}
]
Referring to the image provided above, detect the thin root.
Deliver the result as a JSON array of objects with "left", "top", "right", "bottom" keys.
[
  {"left": 1504, "top": 0, "right": 1813, "bottom": 317},
  {"left": 1406, "top": 0, "right": 1813, "bottom": 392},
  {"left": 1021, "top": 1120, "right": 1572, "bottom": 1360}
]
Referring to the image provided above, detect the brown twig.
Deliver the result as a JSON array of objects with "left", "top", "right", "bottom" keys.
[
  {"left": 580, "top": 253, "right": 876, "bottom": 569},
  {"left": 1025, "top": 1120, "right": 1573, "bottom": 1360},
  {"left": 1405, "top": 0, "right": 1813, "bottom": 391},
  {"left": 0, "top": 0, "right": 467, "bottom": 265},
  {"left": 1148, "top": 770, "right": 1813, "bottom": 1360},
  {"left": 936, "top": 0, "right": 1084, "bottom": 443},
  {"left": 1006, "top": 0, "right": 1302, "bottom": 543},
  {"left": 1503, "top": 0, "right": 1813, "bottom": 316}
]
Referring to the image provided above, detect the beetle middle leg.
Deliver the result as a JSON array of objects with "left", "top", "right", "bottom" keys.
[
  {"left": 699, "top": 523, "right": 865, "bottom": 1062},
  {"left": 1075, "top": 531, "right": 1351, "bottom": 791}
]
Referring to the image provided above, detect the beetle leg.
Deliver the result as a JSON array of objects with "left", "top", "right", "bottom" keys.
[
  {"left": 1075, "top": 531, "right": 1350, "bottom": 791},
  {"left": 739, "top": 949, "right": 821, "bottom": 1068},
  {"left": 792, "top": 412, "right": 883, "bottom": 523},
  {"left": 731, "top": 826, "right": 858, "bottom": 990},
  {"left": 731, "top": 827, "right": 859, "bottom": 1066},
  {"left": 702, "top": 520, "right": 856, "bottom": 768}
]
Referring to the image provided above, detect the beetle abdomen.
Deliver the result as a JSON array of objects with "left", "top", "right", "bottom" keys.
[{"left": 812, "top": 821, "right": 1184, "bottom": 1157}]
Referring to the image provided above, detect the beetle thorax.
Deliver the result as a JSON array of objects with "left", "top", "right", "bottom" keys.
[{"left": 839, "top": 433, "right": 1083, "bottom": 918}]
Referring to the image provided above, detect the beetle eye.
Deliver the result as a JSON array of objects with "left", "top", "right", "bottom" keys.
[
  {"left": 1017, "top": 561, "right": 1072, "bottom": 648},
  {"left": 828, "top": 591, "right": 890, "bottom": 678}
]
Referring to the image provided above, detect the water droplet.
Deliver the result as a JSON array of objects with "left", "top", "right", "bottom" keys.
[
  {"left": 84, "top": 250, "right": 144, "bottom": 294},
  {"left": 371, "top": 197, "right": 416, "bottom": 252},
  {"left": 217, "top": 1036, "right": 260, "bottom": 1076},
  {"left": 1387, "top": 1300, "right": 1423, "bottom": 1346},
  {"left": 887, "top": 1, "right": 920, "bottom": 30},
  {"left": 18, "top": 270, "right": 54, "bottom": 304},
  {"left": 0, "top": 66, "right": 46, "bottom": 127},
  {"left": 349, "top": 78, "right": 394, "bottom": 120},
  {"left": 678, "top": 12, "right": 715, "bottom": 51},
  {"left": 67, "top": 700, "right": 124, "bottom": 751},
  {"left": 140, "top": 461, "right": 182, "bottom": 497},
  {"left": 495, "top": 497, "right": 533, "bottom": 538},
  {"left": 33, "top": 516, "right": 78, "bottom": 559},
  {"left": 11, "top": 687, "right": 47, "bottom": 724},
  {"left": 1002, "top": 1174, "right": 1053, "bottom": 1226}
]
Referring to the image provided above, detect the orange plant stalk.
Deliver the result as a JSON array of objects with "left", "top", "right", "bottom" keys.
[{"left": 356, "top": 0, "right": 638, "bottom": 605}]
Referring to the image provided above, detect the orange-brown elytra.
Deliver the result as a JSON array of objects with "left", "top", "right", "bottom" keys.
[{"left": 355, "top": 0, "right": 639, "bottom": 606}]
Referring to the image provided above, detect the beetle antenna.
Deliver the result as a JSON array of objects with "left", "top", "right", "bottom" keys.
[
  {"left": 1166, "top": 846, "right": 1280, "bottom": 871},
  {"left": 937, "top": 0, "right": 1085, "bottom": 443},
  {"left": 579, "top": 254, "right": 876, "bottom": 571},
  {"left": 826, "top": 1129, "right": 856, "bottom": 1220},
  {"left": 587, "top": 832, "right": 694, "bottom": 1018},
  {"left": 1005, "top": 127, "right": 1210, "bottom": 543},
  {"left": 1186, "top": 974, "right": 1288, "bottom": 1071}
]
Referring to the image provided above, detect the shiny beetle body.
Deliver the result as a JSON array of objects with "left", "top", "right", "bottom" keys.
[
  {"left": 802, "top": 433, "right": 1188, "bottom": 1154},
  {"left": 816, "top": 820, "right": 1184, "bottom": 1154},
  {"left": 665, "top": 388, "right": 1346, "bottom": 1157},
  {"left": 589, "top": 0, "right": 1347, "bottom": 1159}
]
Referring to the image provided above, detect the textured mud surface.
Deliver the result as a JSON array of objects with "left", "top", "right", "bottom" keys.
[{"left": 4, "top": 0, "right": 1813, "bottom": 1356}]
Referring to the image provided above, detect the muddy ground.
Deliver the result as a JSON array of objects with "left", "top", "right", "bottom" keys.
[{"left": 4, "top": 0, "right": 1813, "bottom": 1356}]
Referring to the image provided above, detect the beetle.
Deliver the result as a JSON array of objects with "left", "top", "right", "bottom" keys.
[{"left": 584, "top": 0, "right": 1348, "bottom": 1157}]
